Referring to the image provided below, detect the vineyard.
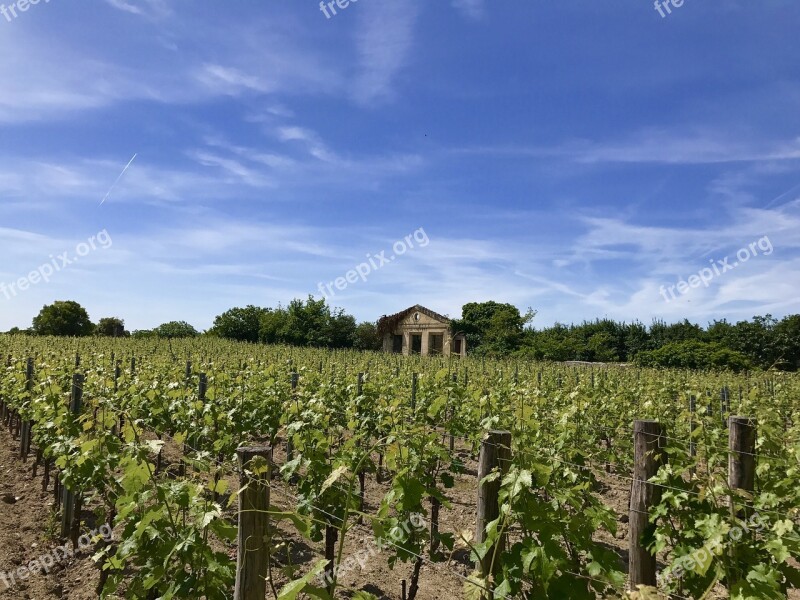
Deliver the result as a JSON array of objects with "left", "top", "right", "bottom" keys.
[{"left": 0, "top": 335, "right": 797, "bottom": 600}]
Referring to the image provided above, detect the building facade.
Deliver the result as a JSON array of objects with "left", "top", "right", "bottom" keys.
[{"left": 377, "top": 305, "right": 467, "bottom": 357}]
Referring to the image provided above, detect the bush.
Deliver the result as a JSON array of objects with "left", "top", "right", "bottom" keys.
[{"left": 634, "top": 340, "right": 751, "bottom": 372}]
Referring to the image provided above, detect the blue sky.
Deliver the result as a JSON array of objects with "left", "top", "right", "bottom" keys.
[{"left": 1, "top": 0, "right": 799, "bottom": 332}]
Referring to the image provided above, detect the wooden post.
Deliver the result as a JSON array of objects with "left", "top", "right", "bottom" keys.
[
  {"left": 689, "top": 396, "right": 697, "bottom": 462},
  {"left": 61, "top": 373, "right": 84, "bottom": 539},
  {"left": 324, "top": 524, "right": 338, "bottom": 592},
  {"left": 721, "top": 387, "right": 731, "bottom": 424},
  {"left": 430, "top": 496, "right": 441, "bottom": 558},
  {"left": 629, "top": 420, "right": 665, "bottom": 590},
  {"left": 476, "top": 430, "right": 512, "bottom": 580},
  {"left": 196, "top": 373, "right": 207, "bottom": 450},
  {"left": 20, "top": 358, "right": 34, "bottom": 460},
  {"left": 449, "top": 373, "right": 456, "bottom": 451},
  {"left": 728, "top": 417, "right": 756, "bottom": 495},
  {"left": 234, "top": 446, "right": 272, "bottom": 600},
  {"left": 411, "top": 373, "right": 417, "bottom": 414},
  {"left": 728, "top": 416, "right": 756, "bottom": 585},
  {"left": 287, "top": 372, "right": 298, "bottom": 462}
]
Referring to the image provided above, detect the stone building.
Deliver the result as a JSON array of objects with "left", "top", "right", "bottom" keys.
[{"left": 377, "top": 305, "right": 467, "bottom": 357}]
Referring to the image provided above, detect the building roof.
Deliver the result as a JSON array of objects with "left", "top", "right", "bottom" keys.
[{"left": 376, "top": 304, "right": 451, "bottom": 335}]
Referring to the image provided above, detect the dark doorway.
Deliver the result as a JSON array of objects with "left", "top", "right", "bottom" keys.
[
  {"left": 429, "top": 333, "right": 443, "bottom": 355},
  {"left": 453, "top": 338, "right": 462, "bottom": 356},
  {"left": 411, "top": 334, "right": 422, "bottom": 355},
  {"left": 392, "top": 334, "right": 403, "bottom": 354}
]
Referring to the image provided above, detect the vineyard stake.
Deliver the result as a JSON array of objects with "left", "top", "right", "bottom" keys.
[
  {"left": 728, "top": 416, "right": 756, "bottom": 498},
  {"left": 728, "top": 416, "right": 756, "bottom": 586},
  {"left": 476, "top": 430, "right": 512, "bottom": 582},
  {"left": 234, "top": 446, "right": 272, "bottom": 600},
  {"left": 20, "top": 357, "right": 34, "bottom": 460},
  {"left": 61, "top": 373, "right": 84, "bottom": 539},
  {"left": 721, "top": 387, "right": 731, "bottom": 424},
  {"left": 628, "top": 419, "right": 665, "bottom": 590},
  {"left": 689, "top": 395, "right": 697, "bottom": 469}
]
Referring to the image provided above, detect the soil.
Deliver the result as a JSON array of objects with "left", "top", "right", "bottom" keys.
[
  {"left": 0, "top": 427, "right": 98, "bottom": 600},
  {"left": 1, "top": 426, "right": 797, "bottom": 600}
]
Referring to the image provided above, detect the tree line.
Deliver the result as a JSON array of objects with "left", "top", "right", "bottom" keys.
[
  {"left": 8, "top": 298, "right": 383, "bottom": 351},
  {"left": 6, "top": 299, "right": 799, "bottom": 371},
  {"left": 455, "top": 302, "right": 799, "bottom": 372}
]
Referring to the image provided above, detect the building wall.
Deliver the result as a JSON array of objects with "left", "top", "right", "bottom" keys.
[{"left": 381, "top": 310, "right": 466, "bottom": 357}]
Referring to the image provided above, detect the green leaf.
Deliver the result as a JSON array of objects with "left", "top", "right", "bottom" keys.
[
  {"left": 463, "top": 572, "right": 487, "bottom": 600},
  {"left": 321, "top": 465, "right": 349, "bottom": 494},
  {"left": 277, "top": 559, "right": 328, "bottom": 600}
]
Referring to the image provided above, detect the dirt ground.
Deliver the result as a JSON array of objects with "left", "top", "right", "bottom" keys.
[
  {"left": 0, "top": 427, "right": 99, "bottom": 600},
  {"left": 1, "top": 426, "right": 796, "bottom": 600}
]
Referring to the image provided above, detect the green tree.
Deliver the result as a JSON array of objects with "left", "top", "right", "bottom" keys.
[
  {"left": 451, "top": 301, "right": 535, "bottom": 356},
  {"left": 634, "top": 340, "right": 751, "bottom": 372},
  {"left": 131, "top": 329, "right": 155, "bottom": 339},
  {"left": 278, "top": 296, "right": 356, "bottom": 348},
  {"left": 32, "top": 301, "right": 94, "bottom": 337},
  {"left": 153, "top": 321, "right": 199, "bottom": 339},
  {"left": 96, "top": 317, "right": 129, "bottom": 337},
  {"left": 649, "top": 319, "right": 706, "bottom": 348},
  {"left": 354, "top": 321, "right": 382, "bottom": 351},
  {"left": 210, "top": 305, "right": 267, "bottom": 343},
  {"left": 773, "top": 314, "right": 800, "bottom": 371},
  {"left": 259, "top": 307, "right": 288, "bottom": 344},
  {"left": 258, "top": 298, "right": 358, "bottom": 348},
  {"left": 326, "top": 309, "right": 357, "bottom": 348}
]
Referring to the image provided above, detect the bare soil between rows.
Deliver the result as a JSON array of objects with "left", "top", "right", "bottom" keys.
[{"left": 2, "top": 426, "right": 796, "bottom": 600}]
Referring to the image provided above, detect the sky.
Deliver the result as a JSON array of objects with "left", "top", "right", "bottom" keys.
[{"left": 0, "top": 0, "right": 799, "bottom": 332}]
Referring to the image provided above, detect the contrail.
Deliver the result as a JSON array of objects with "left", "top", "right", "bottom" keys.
[{"left": 100, "top": 153, "right": 137, "bottom": 206}]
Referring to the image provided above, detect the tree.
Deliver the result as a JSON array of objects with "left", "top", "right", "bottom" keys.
[
  {"left": 634, "top": 340, "right": 751, "bottom": 372},
  {"left": 96, "top": 317, "right": 129, "bottom": 337},
  {"left": 773, "top": 315, "right": 800, "bottom": 371},
  {"left": 451, "top": 301, "right": 535, "bottom": 356},
  {"left": 32, "top": 301, "right": 94, "bottom": 337},
  {"left": 276, "top": 297, "right": 356, "bottom": 348},
  {"left": 153, "top": 321, "right": 199, "bottom": 339},
  {"left": 131, "top": 329, "right": 155, "bottom": 339},
  {"left": 649, "top": 319, "right": 706, "bottom": 348},
  {"left": 354, "top": 322, "right": 382, "bottom": 351},
  {"left": 258, "top": 298, "right": 358, "bottom": 348},
  {"left": 280, "top": 297, "right": 333, "bottom": 347},
  {"left": 210, "top": 305, "right": 268, "bottom": 343},
  {"left": 259, "top": 307, "right": 288, "bottom": 344}
]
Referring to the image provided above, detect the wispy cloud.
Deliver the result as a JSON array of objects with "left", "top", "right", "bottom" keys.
[
  {"left": 352, "top": 1, "right": 419, "bottom": 104},
  {"left": 451, "top": 132, "right": 800, "bottom": 166},
  {"left": 103, "top": 0, "right": 171, "bottom": 19},
  {"left": 452, "top": 0, "right": 485, "bottom": 20}
]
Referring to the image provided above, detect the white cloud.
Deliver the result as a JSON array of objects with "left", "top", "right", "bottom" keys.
[
  {"left": 452, "top": 0, "right": 485, "bottom": 19},
  {"left": 352, "top": 1, "right": 419, "bottom": 104},
  {"left": 103, "top": 0, "right": 171, "bottom": 19}
]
